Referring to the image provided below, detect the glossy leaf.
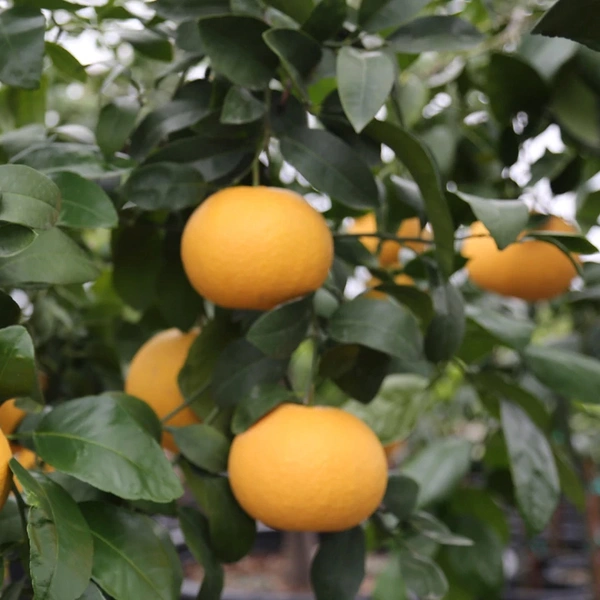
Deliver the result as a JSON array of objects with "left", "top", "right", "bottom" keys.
[
  {"left": 0, "top": 164, "right": 61, "bottom": 229},
  {"left": 382, "top": 474, "right": 420, "bottom": 520},
  {"left": 311, "top": 527, "right": 366, "bottom": 600},
  {"left": 108, "top": 392, "right": 162, "bottom": 443},
  {"left": 337, "top": 47, "right": 395, "bottom": 133},
  {"left": 501, "top": 401, "right": 559, "bottom": 533},
  {"left": 172, "top": 424, "right": 230, "bottom": 474},
  {"left": 524, "top": 345, "right": 600, "bottom": 405},
  {"left": 389, "top": 16, "right": 483, "bottom": 53},
  {"left": 183, "top": 463, "right": 256, "bottom": 563},
  {"left": 525, "top": 231, "right": 598, "bottom": 254},
  {"left": 11, "top": 460, "right": 93, "bottom": 600},
  {"left": 123, "top": 162, "right": 205, "bottom": 211},
  {"left": 0, "top": 223, "right": 37, "bottom": 257},
  {"left": 329, "top": 296, "right": 423, "bottom": 362},
  {"left": 0, "top": 291, "right": 20, "bottom": 327},
  {"left": 359, "top": 0, "right": 433, "bottom": 33},
  {"left": 465, "top": 305, "right": 534, "bottom": 350},
  {"left": 119, "top": 29, "right": 173, "bottom": 62},
  {"left": 403, "top": 437, "right": 472, "bottom": 508},
  {"left": 178, "top": 507, "right": 224, "bottom": 600},
  {"left": 211, "top": 339, "right": 288, "bottom": 408},
  {"left": 198, "top": 16, "right": 279, "bottom": 89},
  {"left": 34, "top": 394, "right": 184, "bottom": 502},
  {"left": 365, "top": 120, "right": 455, "bottom": 278},
  {"left": 0, "top": 7, "right": 45, "bottom": 89},
  {"left": 246, "top": 296, "right": 312, "bottom": 358},
  {"left": 373, "top": 552, "right": 407, "bottom": 600},
  {"left": 45, "top": 42, "right": 87, "bottom": 82},
  {"left": 155, "top": 0, "right": 230, "bottom": 20},
  {"left": 220, "top": 87, "right": 266, "bottom": 124},
  {"left": 424, "top": 284, "right": 465, "bottom": 363},
  {"left": 455, "top": 192, "right": 529, "bottom": 249},
  {"left": 302, "top": 0, "right": 346, "bottom": 42},
  {"left": 400, "top": 550, "right": 448, "bottom": 600},
  {"left": 280, "top": 127, "right": 379, "bottom": 210},
  {"left": 96, "top": 97, "right": 140, "bottom": 157},
  {"left": 81, "top": 502, "right": 182, "bottom": 600},
  {"left": 0, "top": 227, "right": 100, "bottom": 286},
  {"left": 51, "top": 171, "right": 118, "bottom": 229},
  {"left": 409, "top": 512, "right": 473, "bottom": 546},
  {"left": 0, "top": 325, "right": 36, "bottom": 402}
]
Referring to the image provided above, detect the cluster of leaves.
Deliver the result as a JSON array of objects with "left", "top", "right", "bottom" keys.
[{"left": 2, "top": 0, "right": 600, "bottom": 599}]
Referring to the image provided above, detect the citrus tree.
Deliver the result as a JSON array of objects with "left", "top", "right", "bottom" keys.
[{"left": 1, "top": 0, "right": 600, "bottom": 598}]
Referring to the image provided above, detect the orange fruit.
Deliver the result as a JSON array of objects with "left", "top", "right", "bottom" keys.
[
  {"left": 348, "top": 214, "right": 430, "bottom": 266},
  {"left": 181, "top": 186, "right": 334, "bottom": 311},
  {"left": 463, "top": 216, "right": 580, "bottom": 301},
  {"left": 0, "top": 399, "right": 27, "bottom": 452},
  {"left": 0, "top": 429, "right": 11, "bottom": 510},
  {"left": 228, "top": 403, "right": 388, "bottom": 532},
  {"left": 365, "top": 273, "right": 414, "bottom": 299},
  {"left": 125, "top": 328, "right": 200, "bottom": 452}
]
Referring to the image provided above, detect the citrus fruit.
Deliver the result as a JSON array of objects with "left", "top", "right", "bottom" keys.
[
  {"left": 348, "top": 214, "right": 430, "bottom": 266},
  {"left": 228, "top": 403, "right": 388, "bottom": 532},
  {"left": 181, "top": 186, "right": 334, "bottom": 311},
  {"left": 365, "top": 273, "right": 414, "bottom": 299},
  {"left": 0, "top": 429, "right": 11, "bottom": 511},
  {"left": 125, "top": 328, "right": 200, "bottom": 452},
  {"left": 0, "top": 399, "right": 27, "bottom": 452},
  {"left": 463, "top": 216, "right": 579, "bottom": 301}
]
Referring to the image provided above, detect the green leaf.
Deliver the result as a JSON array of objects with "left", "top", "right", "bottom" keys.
[
  {"left": 178, "top": 318, "right": 239, "bottom": 418},
  {"left": 382, "top": 474, "right": 420, "bottom": 520},
  {"left": 119, "top": 29, "right": 173, "bottom": 62},
  {"left": 465, "top": 305, "right": 534, "bottom": 350},
  {"left": 263, "top": 28, "right": 322, "bottom": 93},
  {"left": 329, "top": 296, "right": 423, "bottom": 362},
  {"left": 280, "top": 127, "right": 379, "bottom": 210},
  {"left": 263, "top": 0, "right": 312, "bottom": 22},
  {"left": 524, "top": 345, "right": 600, "bottom": 405},
  {"left": 0, "top": 227, "right": 100, "bottom": 286},
  {"left": 211, "top": 339, "right": 288, "bottom": 408},
  {"left": 112, "top": 223, "right": 162, "bottom": 311},
  {"left": 454, "top": 192, "right": 529, "bottom": 249},
  {"left": 525, "top": 231, "right": 598, "bottom": 254},
  {"left": 198, "top": 16, "right": 279, "bottom": 89},
  {"left": 80, "top": 502, "right": 182, "bottom": 600},
  {"left": 337, "top": 48, "right": 395, "bottom": 134},
  {"left": 359, "top": 0, "right": 433, "bottom": 33},
  {"left": 108, "top": 391, "right": 162, "bottom": 443},
  {"left": 34, "top": 394, "right": 184, "bottom": 503},
  {"left": 302, "top": 0, "right": 346, "bottom": 42},
  {"left": 0, "top": 7, "right": 45, "bottom": 89},
  {"left": 183, "top": 463, "right": 256, "bottom": 563},
  {"left": 553, "top": 445, "right": 585, "bottom": 512},
  {"left": 374, "top": 283, "right": 434, "bottom": 324},
  {"left": 343, "top": 374, "right": 430, "bottom": 444},
  {"left": 220, "top": 87, "right": 266, "bottom": 124},
  {"left": 0, "top": 291, "right": 20, "bottom": 327},
  {"left": 76, "top": 583, "right": 106, "bottom": 600},
  {"left": 402, "top": 437, "right": 472, "bottom": 508},
  {"left": 10, "top": 460, "right": 93, "bottom": 600},
  {"left": 519, "top": 35, "right": 577, "bottom": 81},
  {"left": 0, "top": 164, "right": 61, "bottom": 229},
  {"left": 532, "top": 0, "right": 600, "bottom": 53},
  {"left": 501, "top": 401, "right": 559, "bottom": 533},
  {"left": 400, "top": 550, "right": 448, "bottom": 600},
  {"left": 171, "top": 424, "right": 230, "bottom": 474},
  {"left": 409, "top": 512, "right": 473, "bottom": 546},
  {"left": 123, "top": 162, "right": 205, "bottom": 211},
  {"left": 45, "top": 42, "right": 87, "bottom": 82},
  {"left": 51, "top": 171, "right": 118, "bottom": 229},
  {"left": 96, "top": 97, "right": 140, "bottom": 157},
  {"left": 373, "top": 552, "right": 407, "bottom": 600},
  {"left": 178, "top": 507, "right": 224, "bottom": 600},
  {"left": 0, "top": 325, "right": 36, "bottom": 402},
  {"left": 246, "top": 295, "right": 312, "bottom": 359},
  {"left": 155, "top": 0, "right": 230, "bottom": 20},
  {"left": 0, "top": 223, "right": 37, "bottom": 257},
  {"left": 487, "top": 53, "right": 548, "bottom": 124},
  {"left": 311, "top": 527, "right": 366, "bottom": 600},
  {"left": 389, "top": 16, "right": 483, "bottom": 53},
  {"left": 424, "top": 284, "right": 465, "bottom": 363},
  {"left": 440, "top": 516, "right": 503, "bottom": 596},
  {"left": 365, "top": 120, "right": 455, "bottom": 278},
  {"left": 231, "top": 384, "right": 299, "bottom": 434},
  {"left": 129, "top": 98, "right": 212, "bottom": 161},
  {"left": 0, "top": 496, "right": 25, "bottom": 547}
]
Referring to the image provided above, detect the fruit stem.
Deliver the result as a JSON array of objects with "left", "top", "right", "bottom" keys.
[{"left": 252, "top": 156, "right": 260, "bottom": 187}]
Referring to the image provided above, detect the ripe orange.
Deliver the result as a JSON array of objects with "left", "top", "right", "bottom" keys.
[
  {"left": 0, "top": 429, "right": 11, "bottom": 511},
  {"left": 365, "top": 273, "right": 414, "bottom": 299},
  {"left": 0, "top": 399, "right": 27, "bottom": 452},
  {"left": 228, "top": 403, "right": 388, "bottom": 532},
  {"left": 348, "top": 214, "right": 430, "bottom": 266},
  {"left": 463, "top": 216, "right": 580, "bottom": 301},
  {"left": 125, "top": 328, "right": 200, "bottom": 452},
  {"left": 181, "top": 186, "right": 334, "bottom": 311}
]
